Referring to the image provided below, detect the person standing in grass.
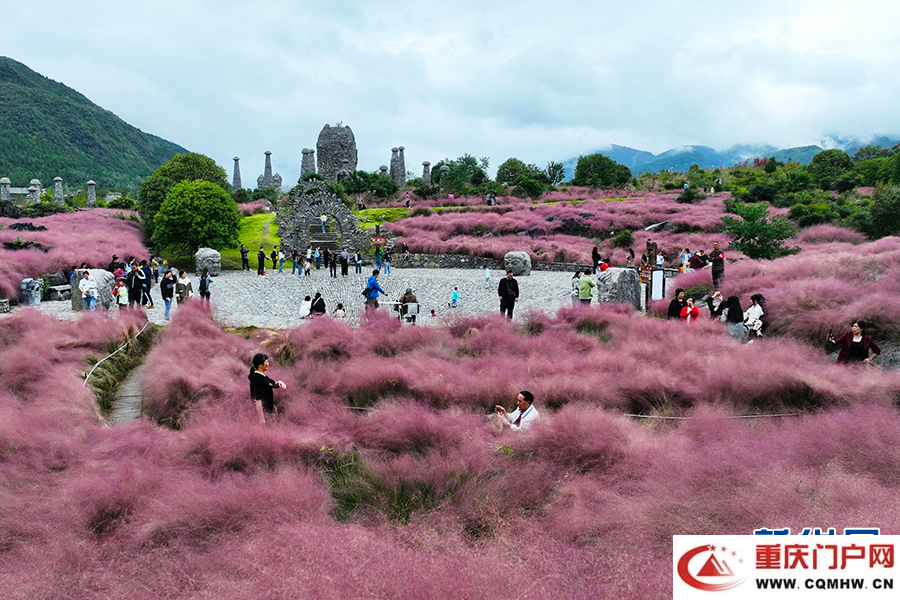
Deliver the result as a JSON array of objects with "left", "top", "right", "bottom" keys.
[
  {"left": 240, "top": 244, "right": 250, "bottom": 271},
  {"left": 708, "top": 241, "right": 725, "bottom": 289},
  {"left": 249, "top": 353, "right": 286, "bottom": 424},
  {"left": 667, "top": 288, "right": 686, "bottom": 320},
  {"left": 494, "top": 391, "right": 539, "bottom": 431},
  {"left": 270, "top": 247, "right": 278, "bottom": 271},
  {"left": 827, "top": 321, "right": 881, "bottom": 365}
]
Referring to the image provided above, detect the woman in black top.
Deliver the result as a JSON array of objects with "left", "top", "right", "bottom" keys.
[{"left": 249, "top": 353, "right": 286, "bottom": 424}]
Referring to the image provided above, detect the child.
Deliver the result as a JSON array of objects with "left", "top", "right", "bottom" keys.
[
  {"left": 114, "top": 279, "right": 129, "bottom": 311},
  {"left": 484, "top": 267, "right": 491, "bottom": 286},
  {"left": 430, "top": 309, "right": 437, "bottom": 318},
  {"left": 448, "top": 287, "right": 461, "bottom": 308}
]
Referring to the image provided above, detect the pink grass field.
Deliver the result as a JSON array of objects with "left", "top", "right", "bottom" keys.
[
  {"left": 0, "top": 209, "right": 147, "bottom": 297},
  {"left": 1, "top": 301, "right": 899, "bottom": 599}
]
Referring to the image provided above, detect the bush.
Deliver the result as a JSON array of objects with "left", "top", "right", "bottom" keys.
[{"left": 612, "top": 229, "right": 634, "bottom": 248}]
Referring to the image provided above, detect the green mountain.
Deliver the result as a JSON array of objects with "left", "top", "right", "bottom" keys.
[{"left": 0, "top": 56, "right": 187, "bottom": 191}]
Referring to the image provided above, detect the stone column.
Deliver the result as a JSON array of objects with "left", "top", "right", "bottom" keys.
[
  {"left": 264, "top": 151, "right": 273, "bottom": 181},
  {"left": 301, "top": 148, "right": 316, "bottom": 177},
  {"left": 389, "top": 147, "right": 400, "bottom": 185},
  {"left": 54, "top": 177, "right": 64, "bottom": 205},
  {"left": 397, "top": 146, "right": 406, "bottom": 187},
  {"left": 0, "top": 178, "right": 10, "bottom": 202},
  {"left": 379, "top": 165, "right": 389, "bottom": 178},
  {"left": 422, "top": 162, "right": 431, "bottom": 186},
  {"left": 439, "top": 165, "right": 450, "bottom": 191},
  {"left": 30, "top": 179, "right": 42, "bottom": 201},
  {"left": 233, "top": 157, "right": 242, "bottom": 190},
  {"left": 27, "top": 185, "right": 39, "bottom": 204},
  {"left": 87, "top": 180, "right": 96, "bottom": 206}
]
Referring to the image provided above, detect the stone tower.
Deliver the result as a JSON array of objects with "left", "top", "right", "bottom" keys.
[
  {"left": 54, "top": 177, "right": 64, "bottom": 205},
  {"left": 256, "top": 151, "right": 282, "bottom": 193},
  {"left": 300, "top": 148, "right": 316, "bottom": 177},
  {"left": 233, "top": 157, "right": 242, "bottom": 190},
  {"left": 86, "top": 181, "right": 96, "bottom": 206},
  {"left": 422, "top": 161, "right": 431, "bottom": 186},
  {"left": 397, "top": 146, "right": 406, "bottom": 187},
  {"left": 316, "top": 124, "right": 358, "bottom": 181}
]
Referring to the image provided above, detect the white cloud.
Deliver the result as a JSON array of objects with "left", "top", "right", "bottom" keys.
[{"left": 1, "top": 0, "right": 898, "bottom": 183}]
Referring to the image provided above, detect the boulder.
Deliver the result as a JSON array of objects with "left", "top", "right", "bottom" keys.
[
  {"left": 71, "top": 269, "right": 116, "bottom": 311},
  {"left": 644, "top": 220, "right": 669, "bottom": 233},
  {"left": 48, "top": 285, "right": 71, "bottom": 301},
  {"left": 20, "top": 278, "right": 42, "bottom": 306},
  {"left": 47, "top": 269, "right": 69, "bottom": 286},
  {"left": 504, "top": 251, "right": 532, "bottom": 276},
  {"left": 195, "top": 247, "right": 222, "bottom": 276},
  {"left": 596, "top": 267, "right": 641, "bottom": 309}
]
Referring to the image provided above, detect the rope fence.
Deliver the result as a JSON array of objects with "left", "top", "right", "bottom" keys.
[{"left": 82, "top": 320, "right": 153, "bottom": 386}]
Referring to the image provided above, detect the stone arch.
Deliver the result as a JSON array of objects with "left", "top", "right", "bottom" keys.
[{"left": 276, "top": 182, "right": 369, "bottom": 252}]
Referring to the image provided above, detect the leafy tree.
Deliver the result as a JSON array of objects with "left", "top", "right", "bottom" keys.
[
  {"left": 432, "top": 154, "right": 490, "bottom": 191},
  {"left": 891, "top": 154, "right": 900, "bottom": 185},
  {"left": 496, "top": 158, "right": 528, "bottom": 185},
  {"left": 612, "top": 229, "right": 634, "bottom": 248},
  {"left": 232, "top": 188, "right": 251, "bottom": 203},
  {"left": 808, "top": 149, "right": 853, "bottom": 191},
  {"left": 854, "top": 158, "right": 892, "bottom": 187},
  {"left": 152, "top": 152, "right": 229, "bottom": 190},
  {"left": 342, "top": 170, "right": 399, "bottom": 199},
  {"left": 764, "top": 157, "right": 778, "bottom": 174},
  {"left": 512, "top": 177, "right": 546, "bottom": 199},
  {"left": 137, "top": 175, "right": 174, "bottom": 240},
  {"left": 573, "top": 154, "right": 631, "bottom": 188},
  {"left": 853, "top": 185, "right": 900, "bottom": 238},
  {"left": 152, "top": 180, "right": 241, "bottom": 257},
  {"left": 545, "top": 161, "right": 566, "bottom": 186},
  {"left": 852, "top": 144, "right": 894, "bottom": 162},
  {"left": 107, "top": 195, "right": 136, "bottom": 210},
  {"left": 721, "top": 202, "right": 800, "bottom": 260}
]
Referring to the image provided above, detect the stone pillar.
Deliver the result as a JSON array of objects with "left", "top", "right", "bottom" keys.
[
  {"left": 301, "top": 148, "right": 316, "bottom": 177},
  {"left": 26, "top": 186, "right": 39, "bottom": 204},
  {"left": 264, "top": 151, "right": 273, "bottom": 181},
  {"left": 379, "top": 165, "right": 389, "bottom": 178},
  {"left": 87, "top": 180, "right": 96, "bottom": 206},
  {"left": 54, "top": 177, "right": 64, "bottom": 205},
  {"left": 273, "top": 174, "right": 282, "bottom": 194},
  {"left": 233, "top": 157, "right": 242, "bottom": 190},
  {"left": 29, "top": 179, "right": 42, "bottom": 202},
  {"left": 0, "top": 177, "right": 10, "bottom": 202},
  {"left": 439, "top": 165, "right": 450, "bottom": 191},
  {"left": 422, "top": 162, "right": 431, "bottom": 186},
  {"left": 397, "top": 146, "right": 406, "bottom": 187},
  {"left": 389, "top": 147, "right": 401, "bottom": 185}
]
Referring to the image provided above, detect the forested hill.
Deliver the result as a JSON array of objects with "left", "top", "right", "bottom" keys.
[{"left": 0, "top": 56, "right": 187, "bottom": 190}]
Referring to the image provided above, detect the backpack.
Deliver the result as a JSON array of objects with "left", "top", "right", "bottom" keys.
[
  {"left": 362, "top": 286, "right": 372, "bottom": 297},
  {"left": 199, "top": 276, "right": 209, "bottom": 293}
]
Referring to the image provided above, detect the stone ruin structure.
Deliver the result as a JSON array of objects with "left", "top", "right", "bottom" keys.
[
  {"left": 87, "top": 181, "right": 96, "bottom": 206},
  {"left": 422, "top": 162, "right": 431, "bottom": 186},
  {"left": 256, "top": 151, "right": 283, "bottom": 193},
  {"left": 232, "top": 157, "right": 242, "bottom": 190},
  {"left": 53, "top": 177, "right": 64, "bottom": 205},
  {"left": 379, "top": 165, "right": 389, "bottom": 178},
  {"left": 389, "top": 146, "right": 406, "bottom": 186},
  {"left": 316, "top": 124, "right": 357, "bottom": 181},
  {"left": 276, "top": 180, "right": 370, "bottom": 252},
  {"left": 300, "top": 149, "right": 316, "bottom": 177}
]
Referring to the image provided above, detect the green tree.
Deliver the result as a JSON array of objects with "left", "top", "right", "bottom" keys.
[
  {"left": 854, "top": 185, "right": 900, "bottom": 238},
  {"left": 721, "top": 202, "right": 800, "bottom": 260},
  {"left": 137, "top": 175, "right": 174, "bottom": 240},
  {"left": 152, "top": 152, "right": 229, "bottom": 190},
  {"left": 573, "top": 154, "right": 631, "bottom": 188},
  {"left": 808, "top": 149, "right": 853, "bottom": 191},
  {"left": 852, "top": 144, "right": 894, "bottom": 162},
  {"left": 545, "top": 161, "right": 566, "bottom": 186},
  {"left": 152, "top": 180, "right": 241, "bottom": 257},
  {"left": 432, "top": 154, "right": 490, "bottom": 191},
  {"left": 496, "top": 158, "right": 528, "bottom": 185},
  {"left": 891, "top": 154, "right": 900, "bottom": 185}
]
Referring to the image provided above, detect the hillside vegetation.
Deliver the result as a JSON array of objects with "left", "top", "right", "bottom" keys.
[{"left": 0, "top": 56, "right": 187, "bottom": 190}]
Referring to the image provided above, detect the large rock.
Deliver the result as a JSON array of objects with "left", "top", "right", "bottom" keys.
[
  {"left": 71, "top": 269, "right": 115, "bottom": 311},
  {"left": 47, "top": 269, "right": 68, "bottom": 286},
  {"left": 20, "top": 278, "right": 42, "bottom": 306},
  {"left": 316, "top": 124, "right": 358, "bottom": 181},
  {"left": 503, "top": 251, "right": 532, "bottom": 276},
  {"left": 596, "top": 267, "right": 641, "bottom": 309},
  {"left": 195, "top": 247, "right": 222, "bottom": 276}
]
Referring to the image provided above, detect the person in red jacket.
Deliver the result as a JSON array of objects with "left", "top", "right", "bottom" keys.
[
  {"left": 827, "top": 320, "right": 880, "bottom": 364},
  {"left": 680, "top": 297, "right": 699, "bottom": 324}
]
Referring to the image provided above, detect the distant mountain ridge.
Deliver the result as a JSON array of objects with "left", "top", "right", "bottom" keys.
[
  {"left": 562, "top": 136, "right": 900, "bottom": 179},
  {"left": 0, "top": 56, "right": 187, "bottom": 191}
]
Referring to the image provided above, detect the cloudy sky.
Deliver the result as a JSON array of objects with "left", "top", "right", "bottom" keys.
[{"left": 3, "top": 0, "right": 899, "bottom": 182}]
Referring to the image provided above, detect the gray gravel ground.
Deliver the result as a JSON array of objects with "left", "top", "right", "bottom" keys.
[{"left": 6, "top": 267, "right": 585, "bottom": 328}]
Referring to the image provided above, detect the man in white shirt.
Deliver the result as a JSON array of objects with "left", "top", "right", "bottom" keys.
[
  {"left": 494, "top": 391, "right": 539, "bottom": 431},
  {"left": 78, "top": 271, "right": 97, "bottom": 312}
]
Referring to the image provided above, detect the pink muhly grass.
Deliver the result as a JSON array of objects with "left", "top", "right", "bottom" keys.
[{"left": 0, "top": 210, "right": 148, "bottom": 298}]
